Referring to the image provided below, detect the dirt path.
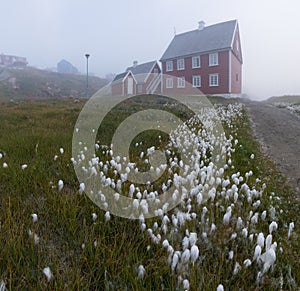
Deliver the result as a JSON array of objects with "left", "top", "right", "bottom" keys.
[{"left": 242, "top": 100, "right": 300, "bottom": 195}]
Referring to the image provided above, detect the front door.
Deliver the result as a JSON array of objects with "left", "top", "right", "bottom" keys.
[{"left": 127, "top": 77, "right": 133, "bottom": 95}]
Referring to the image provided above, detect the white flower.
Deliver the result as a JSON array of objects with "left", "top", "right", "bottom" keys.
[
  {"left": 259, "top": 242, "right": 277, "bottom": 274},
  {"left": 138, "top": 265, "right": 145, "bottom": 280},
  {"left": 269, "top": 221, "right": 278, "bottom": 234},
  {"left": 92, "top": 213, "right": 97, "bottom": 221},
  {"left": 181, "top": 249, "right": 191, "bottom": 264},
  {"left": 265, "top": 234, "right": 272, "bottom": 251},
  {"left": 217, "top": 284, "right": 224, "bottom": 291},
  {"left": 183, "top": 279, "right": 190, "bottom": 290},
  {"left": 43, "top": 267, "right": 53, "bottom": 282},
  {"left": 288, "top": 222, "right": 294, "bottom": 238},
  {"left": 79, "top": 183, "right": 85, "bottom": 194},
  {"left": 233, "top": 262, "right": 241, "bottom": 275},
  {"left": 190, "top": 245, "right": 199, "bottom": 265},
  {"left": 228, "top": 250, "right": 234, "bottom": 260},
  {"left": 250, "top": 154, "right": 255, "bottom": 159},
  {"left": 162, "top": 239, "right": 169, "bottom": 248},
  {"left": 2, "top": 162, "right": 8, "bottom": 168},
  {"left": 59, "top": 147, "right": 64, "bottom": 154},
  {"left": 58, "top": 179, "right": 64, "bottom": 191},
  {"left": 223, "top": 206, "right": 232, "bottom": 225},
  {"left": 0, "top": 280, "right": 7, "bottom": 291},
  {"left": 34, "top": 233, "right": 40, "bottom": 245},
  {"left": 257, "top": 233, "right": 264, "bottom": 248},
  {"left": 253, "top": 245, "right": 261, "bottom": 261},
  {"left": 105, "top": 211, "right": 111, "bottom": 222},
  {"left": 171, "top": 252, "right": 179, "bottom": 272},
  {"left": 243, "top": 259, "right": 252, "bottom": 267},
  {"left": 21, "top": 164, "right": 28, "bottom": 170},
  {"left": 31, "top": 213, "right": 38, "bottom": 223}
]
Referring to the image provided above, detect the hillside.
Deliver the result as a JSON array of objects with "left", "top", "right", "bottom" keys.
[{"left": 0, "top": 66, "right": 108, "bottom": 101}]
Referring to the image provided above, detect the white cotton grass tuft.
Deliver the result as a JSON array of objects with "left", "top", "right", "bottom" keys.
[
  {"left": 79, "top": 183, "right": 85, "bottom": 194},
  {"left": 21, "top": 164, "right": 28, "bottom": 170},
  {"left": 31, "top": 213, "right": 38, "bottom": 223},
  {"left": 58, "top": 179, "right": 64, "bottom": 191},
  {"left": 233, "top": 262, "right": 241, "bottom": 275},
  {"left": 243, "top": 259, "right": 252, "bottom": 267},
  {"left": 183, "top": 279, "right": 190, "bottom": 290},
  {"left": 138, "top": 265, "right": 145, "bottom": 280},
  {"left": 259, "top": 242, "right": 277, "bottom": 274},
  {"left": 2, "top": 162, "right": 8, "bottom": 168},
  {"left": 288, "top": 222, "right": 294, "bottom": 238},
  {"left": 42, "top": 267, "right": 53, "bottom": 282},
  {"left": 223, "top": 206, "right": 232, "bottom": 225},
  {"left": 59, "top": 147, "right": 64, "bottom": 154},
  {"left": 0, "top": 280, "right": 7, "bottom": 291},
  {"left": 105, "top": 211, "right": 111, "bottom": 222},
  {"left": 257, "top": 233, "right": 264, "bottom": 248},
  {"left": 190, "top": 245, "right": 199, "bottom": 265},
  {"left": 92, "top": 213, "right": 97, "bottom": 221},
  {"left": 253, "top": 245, "right": 261, "bottom": 261},
  {"left": 269, "top": 221, "right": 278, "bottom": 234},
  {"left": 250, "top": 154, "right": 255, "bottom": 159},
  {"left": 217, "top": 284, "right": 224, "bottom": 291}
]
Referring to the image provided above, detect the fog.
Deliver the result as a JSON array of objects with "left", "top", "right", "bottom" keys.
[{"left": 1, "top": 0, "right": 300, "bottom": 100}]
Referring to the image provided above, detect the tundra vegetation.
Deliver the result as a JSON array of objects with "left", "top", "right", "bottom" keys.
[{"left": 0, "top": 97, "right": 299, "bottom": 290}]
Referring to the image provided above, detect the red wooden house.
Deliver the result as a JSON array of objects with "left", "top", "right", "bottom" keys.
[
  {"left": 160, "top": 20, "right": 242, "bottom": 97},
  {"left": 111, "top": 61, "right": 161, "bottom": 96}
]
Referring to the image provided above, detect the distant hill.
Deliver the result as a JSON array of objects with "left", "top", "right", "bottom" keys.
[
  {"left": 0, "top": 66, "right": 108, "bottom": 101},
  {"left": 265, "top": 95, "right": 300, "bottom": 105}
]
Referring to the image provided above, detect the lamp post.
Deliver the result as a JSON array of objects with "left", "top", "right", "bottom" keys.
[{"left": 85, "top": 53, "right": 90, "bottom": 98}]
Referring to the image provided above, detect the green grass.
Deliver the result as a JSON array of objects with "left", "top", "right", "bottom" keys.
[{"left": 0, "top": 97, "right": 299, "bottom": 290}]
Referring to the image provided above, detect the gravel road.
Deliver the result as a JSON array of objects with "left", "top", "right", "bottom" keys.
[{"left": 242, "top": 100, "right": 300, "bottom": 195}]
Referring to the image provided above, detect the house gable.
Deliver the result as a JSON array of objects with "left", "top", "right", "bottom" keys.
[{"left": 160, "top": 20, "right": 242, "bottom": 97}]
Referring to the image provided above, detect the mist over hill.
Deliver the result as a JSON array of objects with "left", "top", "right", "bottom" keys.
[{"left": 0, "top": 66, "right": 108, "bottom": 101}]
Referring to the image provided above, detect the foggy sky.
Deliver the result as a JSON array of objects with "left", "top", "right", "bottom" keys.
[{"left": 1, "top": 0, "right": 300, "bottom": 100}]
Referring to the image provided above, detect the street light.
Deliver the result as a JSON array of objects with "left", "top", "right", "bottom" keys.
[{"left": 85, "top": 53, "right": 90, "bottom": 98}]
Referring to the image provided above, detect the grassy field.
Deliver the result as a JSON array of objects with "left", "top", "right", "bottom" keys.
[{"left": 0, "top": 97, "right": 299, "bottom": 290}]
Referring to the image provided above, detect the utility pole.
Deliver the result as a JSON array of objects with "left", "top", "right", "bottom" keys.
[{"left": 85, "top": 53, "right": 90, "bottom": 98}]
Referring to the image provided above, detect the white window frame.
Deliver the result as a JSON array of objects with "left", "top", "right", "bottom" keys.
[
  {"left": 192, "top": 75, "right": 201, "bottom": 87},
  {"left": 166, "top": 77, "right": 173, "bottom": 88},
  {"left": 166, "top": 61, "right": 173, "bottom": 72},
  {"left": 192, "top": 56, "right": 201, "bottom": 68},
  {"left": 209, "top": 52, "right": 218, "bottom": 66},
  {"left": 177, "top": 77, "right": 185, "bottom": 88},
  {"left": 177, "top": 59, "right": 185, "bottom": 70},
  {"left": 209, "top": 74, "right": 219, "bottom": 87}
]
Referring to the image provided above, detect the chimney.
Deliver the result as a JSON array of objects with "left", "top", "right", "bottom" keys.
[
  {"left": 133, "top": 60, "right": 138, "bottom": 68},
  {"left": 198, "top": 21, "right": 205, "bottom": 30}
]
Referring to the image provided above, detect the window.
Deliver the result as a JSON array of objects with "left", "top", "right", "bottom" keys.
[
  {"left": 209, "top": 53, "right": 218, "bottom": 66},
  {"left": 177, "top": 59, "right": 185, "bottom": 70},
  {"left": 192, "top": 56, "right": 201, "bottom": 68},
  {"left": 177, "top": 77, "right": 185, "bottom": 88},
  {"left": 137, "top": 84, "right": 143, "bottom": 93},
  {"left": 154, "top": 68, "right": 159, "bottom": 74},
  {"left": 209, "top": 74, "right": 219, "bottom": 86},
  {"left": 192, "top": 76, "right": 201, "bottom": 87},
  {"left": 166, "top": 78, "right": 173, "bottom": 88},
  {"left": 166, "top": 61, "right": 173, "bottom": 72}
]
